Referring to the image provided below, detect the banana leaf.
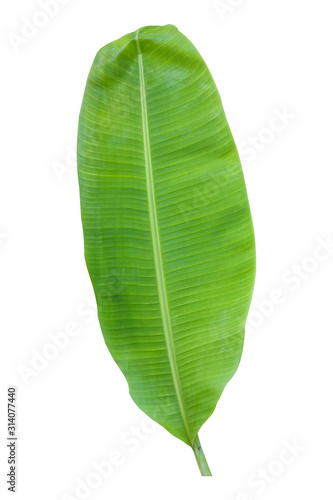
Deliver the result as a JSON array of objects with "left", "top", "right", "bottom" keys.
[{"left": 77, "top": 24, "right": 256, "bottom": 475}]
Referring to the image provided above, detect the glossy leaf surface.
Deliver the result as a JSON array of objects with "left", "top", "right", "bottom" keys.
[{"left": 77, "top": 24, "right": 255, "bottom": 448}]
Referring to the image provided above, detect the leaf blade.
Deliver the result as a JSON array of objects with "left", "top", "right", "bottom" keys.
[{"left": 77, "top": 24, "right": 256, "bottom": 447}]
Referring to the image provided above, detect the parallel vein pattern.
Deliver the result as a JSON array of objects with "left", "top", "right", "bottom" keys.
[{"left": 77, "top": 24, "right": 256, "bottom": 447}]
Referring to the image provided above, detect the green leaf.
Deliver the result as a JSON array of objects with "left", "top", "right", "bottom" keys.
[{"left": 77, "top": 24, "right": 255, "bottom": 475}]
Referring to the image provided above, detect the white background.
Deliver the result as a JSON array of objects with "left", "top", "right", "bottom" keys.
[{"left": 1, "top": 0, "right": 333, "bottom": 498}]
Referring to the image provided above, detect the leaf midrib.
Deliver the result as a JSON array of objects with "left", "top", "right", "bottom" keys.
[{"left": 136, "top": 31, "right": 192, "bottom": 444}]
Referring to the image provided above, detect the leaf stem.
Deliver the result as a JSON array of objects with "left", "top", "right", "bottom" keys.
[{"left": 192, "top": 434, "right": 212, "bottom": 476}]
